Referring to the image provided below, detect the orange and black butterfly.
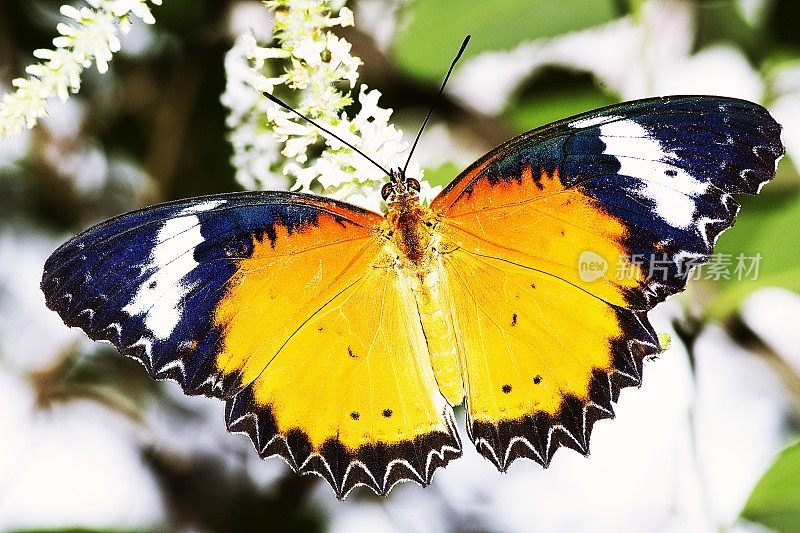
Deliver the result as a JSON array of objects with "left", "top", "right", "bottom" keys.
[{"left": 42, "top": 94, "right": 782, "bottom": 498}]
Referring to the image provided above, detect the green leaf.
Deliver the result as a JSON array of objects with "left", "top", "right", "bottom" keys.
[
  {"left": 423, "top": 162, "right": 462, "bottom": 188},
  {"left": 393, "top": 0, "right": 622, "bottom": 82},
  {"left": 705, "top": 160, "right": 800, "bottom": 319},
  {"left": 741, "top": 440, "right": 800, "bottom": 533}
]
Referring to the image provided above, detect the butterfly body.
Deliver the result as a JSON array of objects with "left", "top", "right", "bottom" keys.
[
  {"left": 382, "top": 171, "right": 467, "bottom": 404},
  {"left": 42, "top": 96, "right": 784, "bottom": 497}
]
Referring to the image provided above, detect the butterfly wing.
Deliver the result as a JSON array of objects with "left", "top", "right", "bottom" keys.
[
  {"left": 439, "top": 246, "right": 657, "bottom": 468},
  {"left": 225, "top": 261, "right": 461, "bottom": 497},
  {"left": 431, "top": 96, "right": 782, "bottom": 468},
  {"left": 41, "top": 191, "right": 460, "bottom": 497}
]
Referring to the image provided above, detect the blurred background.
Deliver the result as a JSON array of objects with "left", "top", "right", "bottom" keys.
[{"left": 2, "top": 0, "right": 800, "bottom": 531}]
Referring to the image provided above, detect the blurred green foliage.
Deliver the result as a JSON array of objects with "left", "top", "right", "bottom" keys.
[
  {"left": 393, "top": 0, "right": 623, "bottom": 81},
  {"left": 742, "top": 440, "right": 800, "bottom": 533},
  {"left": 423, "top": 161, "right": 462, "bottom": 188},
  {"left": 505, "top": 69, "right": 618, "bottom": 134},
  {"left": 711, "top": 179, "right": 800, "bottom": 318}
]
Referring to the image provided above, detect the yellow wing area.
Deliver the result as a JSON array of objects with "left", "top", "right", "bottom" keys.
[
  {"left": 213, "top": 210, "right": 381, "bottom": 387},
  {"left": 439, "top": 246, "right": 657, "bottom": 469},
  {"left": 432, "top": 166, "right": 661, "bottom": 470},
  {"left": 215, "top": 207, "right": 460, "bottom": 497}
]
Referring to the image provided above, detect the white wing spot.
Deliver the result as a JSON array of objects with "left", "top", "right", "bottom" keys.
[
  {"left": 122, "top": 199, "right": 226, "bottom": 340},
  {"left": 569, "top": 114, "right": 620, "bottom": 129},
  {"left": 599, "top": 119, "right": 706, "bottom": 228}
]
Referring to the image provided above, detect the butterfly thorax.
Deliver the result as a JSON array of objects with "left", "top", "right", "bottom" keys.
[
  {"left": 386, "top": 204, "right": 432, "bottom": 266},
  {"left": 382, "top": 169, "right": 435, "bottom": 269}
]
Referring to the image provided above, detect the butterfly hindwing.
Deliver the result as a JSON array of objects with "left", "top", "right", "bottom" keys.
[
  {"left": 440, "top": 246, "right": 658, "bottom": 468},
  {"left": 431, "top": 96, "right": 782, "bottom": 468},
  {"left": 41, "top": 191, "right": 461, "bottom": 497},
  {"left": 225, "top": 263, "right": 461, "bottom": 497}
]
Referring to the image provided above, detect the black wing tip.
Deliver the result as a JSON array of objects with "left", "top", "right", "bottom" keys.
[
  {"left": 469, "top": 308, "right": 659, "bottom": 472},
  {"left": 40, "top": 279, "right": 237, "bottom": 403},
  {"left": 225, "top": 389, "right": 463, "bottom": 499}
]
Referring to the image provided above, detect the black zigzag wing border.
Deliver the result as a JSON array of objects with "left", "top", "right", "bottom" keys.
[
  {"left": 468, "top": 308, "right": 659, "bottom": 471},
  {"left": 225, "top": 385, "right": 463, "bottom": 499}
]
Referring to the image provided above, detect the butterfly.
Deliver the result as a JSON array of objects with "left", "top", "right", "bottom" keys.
[{"left": 41, "top": 95, "right": 782, "bottom": 498}]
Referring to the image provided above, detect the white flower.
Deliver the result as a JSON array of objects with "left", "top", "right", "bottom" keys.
[
  {"left": 221, "top": 34, "right": 289, "bottom": 190},
  {"left": 221, "top": 0, "right": 430, "bottom": 210},
  {"left": 0, "top": 0, "right": 162, "bottom": 140}
]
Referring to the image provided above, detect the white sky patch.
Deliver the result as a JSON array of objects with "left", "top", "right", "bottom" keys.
[
  {"left": 123, "top": 200, "right": 225, "bottom": 340},
  {"left": 0, "top": 385, "right": 165, "bottom": 530},
  {"left": 599, "top": 119, "right": 706, "bottom": 228}
]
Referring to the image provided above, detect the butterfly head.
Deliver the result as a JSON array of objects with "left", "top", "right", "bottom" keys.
[{"left": 382, "top": 169, "right": 421, "bottom": 207}]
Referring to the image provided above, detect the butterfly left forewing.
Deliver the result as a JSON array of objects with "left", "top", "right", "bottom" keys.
[
  {"left": 432, "top": 96, "right": 782, "bottom": 469},
  {"left": 42, "top": 192, "right": 382, "bottom": 397}
]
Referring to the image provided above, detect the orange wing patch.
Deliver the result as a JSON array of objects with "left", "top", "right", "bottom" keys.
[
  {"left": 434, "top": 166, "right": 644, "bottom": 309},
  {"left": 213, "top": 209, "right": 382, "bottom": 388}
]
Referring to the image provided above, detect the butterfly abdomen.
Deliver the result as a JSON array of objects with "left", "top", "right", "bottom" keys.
[{"left": 412, "top": 268, "right": 465, "bottom": 406}]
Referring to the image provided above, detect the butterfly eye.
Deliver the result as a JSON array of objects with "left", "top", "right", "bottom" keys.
[
  {"left": 406, "top": 178, "right": 421, "bottom": 193},
  {"left": 381, "top": 182, "right": 393, "bottom": 200}
]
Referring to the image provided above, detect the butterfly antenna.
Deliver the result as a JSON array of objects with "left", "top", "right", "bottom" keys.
[
  {"left": 262, "top": 91, "right": 392, "bottom": 177},
  {"left": 402, "top": 34, "right": 471, "bottom": 175}
]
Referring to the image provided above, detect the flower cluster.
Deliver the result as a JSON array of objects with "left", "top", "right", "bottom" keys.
[
  {"left": 0, "top": 0, "right": 162, "bottom": 140},
  {"left": 222, "top": 0, "right": 434, "bottom": 211}
]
